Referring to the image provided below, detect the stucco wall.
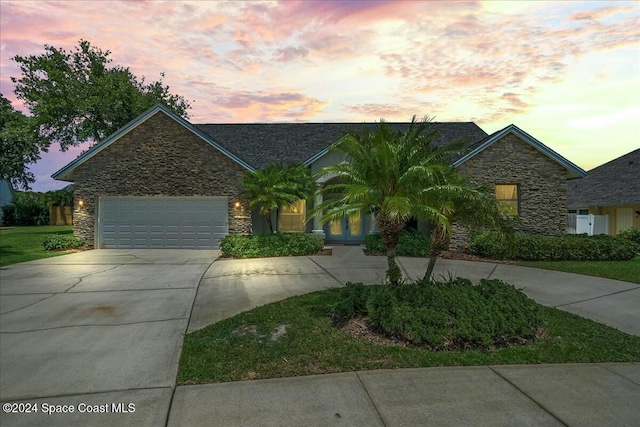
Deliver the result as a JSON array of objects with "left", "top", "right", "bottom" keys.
[
  {"left": 73, "top": 112, "right": 251, "bottom": 247},
  {"left": 452, "top": 133, "right": 569, "bottom": 250},
  {"left": 592, "top": 205, "right": 640, "bottom": 235}
]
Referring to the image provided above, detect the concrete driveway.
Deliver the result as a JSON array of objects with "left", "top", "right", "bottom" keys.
[
  {"left": 0, "top": 249, "right": 218, "bottom": 427},
  {"left": 2, "top": 246, "right": 639, "bottom": 426}
]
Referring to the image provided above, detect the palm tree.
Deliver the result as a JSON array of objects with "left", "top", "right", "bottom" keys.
[
  {"left": 313, "top": 116, "right": 509, "bottom": 285},
  {"left": 241, "top": 162, "right": 315, "bottom": 233}
]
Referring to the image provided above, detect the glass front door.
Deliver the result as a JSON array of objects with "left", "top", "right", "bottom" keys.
[{"left": 327, "top": 211, "right": 363, "bottom": 242}]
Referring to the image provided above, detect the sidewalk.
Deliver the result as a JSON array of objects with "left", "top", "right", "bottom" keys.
[{"left": 169, "top": 363, "right": 640, "bottom": 426}]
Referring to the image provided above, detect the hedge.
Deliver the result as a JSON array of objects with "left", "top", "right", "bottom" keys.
[
  {"left": 617, "top": 228, "right": 640, "bottom": 246},
  {"left": 469, "top": 231, "right": 640, "bottom": 261},
  {"left": 220, "top": 233, "right": 324, "bottom": 258}
]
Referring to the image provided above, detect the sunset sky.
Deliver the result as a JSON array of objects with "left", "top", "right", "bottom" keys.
[{"left": 1, "top": 0, "right": 639, "bottom": 191}]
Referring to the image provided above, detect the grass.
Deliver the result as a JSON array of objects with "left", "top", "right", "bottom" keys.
[
  {"left": 178, "top": 288, "right": 640, "bottom": 384},
  {"left": 519, "top": 256, "right": 640, "bottom": 284},
  {"left": 0, "top": 225, "right": 76, "bottom": 266}
]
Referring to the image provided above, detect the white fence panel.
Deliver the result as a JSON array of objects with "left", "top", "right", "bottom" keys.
[{"left": 567, "top": 214, "right": 609, "bottom": 236}]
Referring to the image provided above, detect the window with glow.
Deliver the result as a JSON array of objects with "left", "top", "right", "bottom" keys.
[
  {"left": 495, "top": 184, "right": 519, "bottom": 215},
  {"left": 278, "top": 199, "right": 306, "bottom": 232}
]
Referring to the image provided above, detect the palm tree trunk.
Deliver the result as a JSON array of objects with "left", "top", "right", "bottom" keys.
[
  {"left": 265, "top": 212, "right": 274, "bottom": 233},
  {"left": 423, "top": 226, "right": 448, "bottom": 281},
  {"left": 376, "top": 213, "right": 405, "bottom": 285},
  {"left": 424, "top": 256, "right": 438, "bottom": 282}
]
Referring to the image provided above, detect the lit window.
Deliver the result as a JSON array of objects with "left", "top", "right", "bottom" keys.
[
  {"left": 278, "top": 199, "right": 306, "bottom": 232},
  {"left": 495, "top": 184, "right": 519, "bottom": 215}
]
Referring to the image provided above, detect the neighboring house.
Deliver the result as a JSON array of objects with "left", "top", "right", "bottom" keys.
[
  {"left": 52, "top": 105, "right": 586, "bottom": 249},
  {"left": 568, "top": 149, "right": 640, "bottom": 235},
  {"left": 0, "top": 180, "right": 16, "bottom": 226}
]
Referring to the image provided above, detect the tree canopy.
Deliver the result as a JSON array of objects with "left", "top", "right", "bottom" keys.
[
  {"left": 2, "top": 39, "right": 191, "bottom": 189},
  {"left": 0, "top": 94, "right": 40, "bottom": 189},
  {"left": 11, "top": 39, "right": 191, "bottom": 151}
]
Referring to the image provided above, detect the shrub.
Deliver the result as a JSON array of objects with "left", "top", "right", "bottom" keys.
[
  {"left": 1, "top": 192, "right": 49, "bottom": 226},
  {"left": 220, "top": 233, "right": 324, "bottom": 258},
  {"left": 331, "top": 278, "right": 543, "bottom": 349},
  {"left": 618, "top": 228, "right": 640, "bottom": 246},
  {"left": 364, "top": 229, "right": 431, "bottom": 256},
  {"left": 469, "top": 231, "right": 640, "bottom": 261},
  {"left": 43, "top": 234, "right": 85, "bottom": 251}
]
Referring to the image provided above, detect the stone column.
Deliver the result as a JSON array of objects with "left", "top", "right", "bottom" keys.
[
  {"left": 311, "top": 184, "right": 325, "bottom": 242},
  {"left": 369, "top": 213, "right": 379, "bottom": 234}
]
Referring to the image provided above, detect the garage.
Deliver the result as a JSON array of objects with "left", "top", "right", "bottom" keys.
[{"left": 98, "top": 196, "right": 228, "bottom": 249}]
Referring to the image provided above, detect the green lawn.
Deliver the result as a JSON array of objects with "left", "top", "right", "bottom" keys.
[
  {"left": 519, "top": 256, "right": 640, "bottom": 284},
  {"left": 178, "top": 288, "right": 640, "bottom": 385},
  {"left": 0, "top": 225, "right": 76, "bottom": 266}
]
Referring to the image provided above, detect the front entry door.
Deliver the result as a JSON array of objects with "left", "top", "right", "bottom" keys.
[{"left": 327, "top": 211, "right": 363, "bottom": 243}]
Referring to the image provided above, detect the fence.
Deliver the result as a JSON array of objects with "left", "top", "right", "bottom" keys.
[
  {"left": 567, "top": 213, "right": 609, "bottom": 235},
  {"left": 49, "top": 206, "right": 73, "bottom": 225}
]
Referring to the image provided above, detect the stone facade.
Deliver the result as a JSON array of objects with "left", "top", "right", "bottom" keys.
[
  {"left": 73, "top": 112, "right": 251, "bottom": 247},
  {"left": 452, "top": 133, "right": 569, "bottom": 250}
]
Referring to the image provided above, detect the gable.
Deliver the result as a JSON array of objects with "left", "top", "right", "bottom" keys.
[
  {"left": 454, "top": 124, "right": 586, "bottom": 179},
  {"left": 52, "top": 105, "right": 253, "bottom": 182}
]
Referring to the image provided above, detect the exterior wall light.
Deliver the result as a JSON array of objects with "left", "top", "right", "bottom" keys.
[
  {"left": 234, "top": 201, "right": 241, "bottom": 209},
  {"left": 78, "top": 200, "right": 85, "bottom": 207}
]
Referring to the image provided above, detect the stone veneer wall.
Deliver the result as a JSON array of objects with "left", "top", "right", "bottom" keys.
[
  {"left": 72, "top": 112, "right": 251, "bottom": 247},
  {"left": 451, "top": 134, "right": 568, "bottom": 251}
]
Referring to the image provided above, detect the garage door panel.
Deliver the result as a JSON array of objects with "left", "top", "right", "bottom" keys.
[{"left": 99, "top": 197, "right": 228, "bottom": 249}]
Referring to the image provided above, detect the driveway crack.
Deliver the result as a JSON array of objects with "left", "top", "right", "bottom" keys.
[
  {"left": 64, "top": 264, "right": 121, "bottom": 293},
  {"left": 0, "top": 294, "right": 56, "bottom": 316}
]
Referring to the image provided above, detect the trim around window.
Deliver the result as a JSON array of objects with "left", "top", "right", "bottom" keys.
[{"left": 495, "top": 184, "right": 519, "bottom": 216}]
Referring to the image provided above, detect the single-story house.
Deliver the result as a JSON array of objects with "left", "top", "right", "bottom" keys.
[
  {"left": 52, "top": 105, "right": 586, "bottom": 249},
  {"left": 0, "top": 180, "right": 16, "bottom": 226},
  {"left": 568, "top": 148, "right": 640, "bottom": 235}
]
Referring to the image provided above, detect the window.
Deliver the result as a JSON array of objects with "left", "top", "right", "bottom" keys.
[
  {"left": 278, "top": 199, "right": 306, "bottom": 232},
  {"left": 495, "top": 184, "right": 519, "bottom": 215}
]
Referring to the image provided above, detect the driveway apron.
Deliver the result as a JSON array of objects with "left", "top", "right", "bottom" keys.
[{"left": 0, "top": 249, "right": 217, "bottom": 427}]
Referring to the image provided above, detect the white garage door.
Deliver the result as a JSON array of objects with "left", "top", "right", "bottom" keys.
[{"left": 98, "top": 197, "right": 228, "bottom": 249}]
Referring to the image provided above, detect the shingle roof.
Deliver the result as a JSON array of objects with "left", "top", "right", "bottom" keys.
[
  {"left": 568, "top": 148, "right": 640, "bottom": 207},
  {"left": 195, "top": 122, "right": 488, "bottom": 169}
]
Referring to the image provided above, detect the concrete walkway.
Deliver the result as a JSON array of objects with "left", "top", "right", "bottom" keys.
[{"left": 1, "top": 247, "right": 639, "bottom": 426}]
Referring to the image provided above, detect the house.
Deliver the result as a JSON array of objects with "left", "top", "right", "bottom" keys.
[
  {"left": 52, "top": 105, "right": 586, "bottom": 249},
  {"left": 0, "top": 180, "right": 16, "bottom": 226},
  {"left": 568, "top": 149, "right": 640, "bottom": 235}
]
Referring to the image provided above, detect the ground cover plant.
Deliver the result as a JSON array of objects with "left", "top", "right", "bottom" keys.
[
  {"left": 220, "top": 232, "right": 323, "bottom": 258},
  {"left": 0, "top": 225, "right": 76, "bottom": 266},
  {"left": 178, "top": 284, "right": 640, "bottom": 385},
  {"left": 470, "top": 231, "right": 639, "bottom": 261},
  {"left": 364, "top": 229, "right": 431, "bottom": 257},
  {"left": 42, "top": 234, "right": 85, "bottom": 251}
]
